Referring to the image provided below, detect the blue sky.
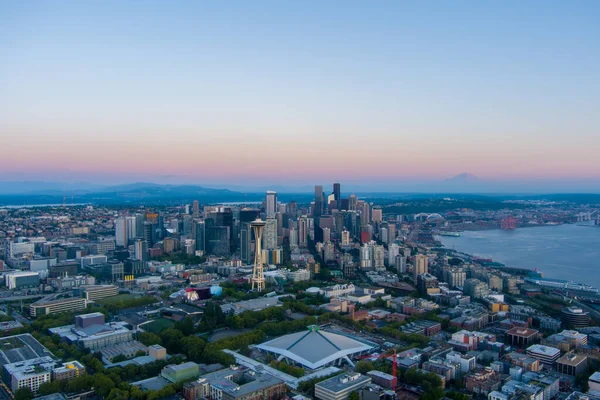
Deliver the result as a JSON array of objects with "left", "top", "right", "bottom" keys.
[{"left": 0, "top": 1, "right": 599, "bottom": 191}]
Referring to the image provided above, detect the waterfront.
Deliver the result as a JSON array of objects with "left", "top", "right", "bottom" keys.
[{"left": 438, "top": 222, "right": 600, "bottom": 289}]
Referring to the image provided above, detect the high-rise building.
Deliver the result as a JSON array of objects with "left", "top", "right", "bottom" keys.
[
  {"left": 380, "top": 227, "right": 388, "bottom": 244},
  {"left": 240, "top": 222, "right": 252, "bottom": 263},
  {"left": 134, "top": 239, "right": 148, "bottom": 262},
  {"left": 371, "top": 208, "right": 383, "bottom": 223},
  {"left": 396, "top": 255, "right": 407, "bottom": 274},
  {"left": 182, "top": 215, "right": 193, "bottom": 236},
  {"left": 414, "top": 254, "right": 429, "bottom": 281},
  {"left": 443, "top": 267, "right": 466, "bottom": 288},
  {"left": 240, "top": 208, "right": 260, "bottom": 224},
  {"left": 333, "top": 183, "right": 341, "bottom": 208},
  {"left": 387, "top": 224, "right": 396, "bottom": 244},
  {"left": 263, "top": 217, "right": 278, "bottom": 250},
  {"left": 373, "top": 245, "right": 385, "bottom": 269},
  {"left": 349, "top": 194, "right": 357, "bottom": 211},
  {"left": 192, "top": 200, "right": 200, "bottom": 218},
  {"left": 288, "top": 201, "right": 298, "bottom": 217},
  {"left": 289, "top": 228, "right": 298, "bottom": 247},
  {"left": 314, "top": 185, "right": 324, "bottom": 218},
  {"left": 205, "top": 208, "right": 234, "bottom": 252},
  {"left": 361, "top": 202, "right": 370, "bottom": 226},
  {"left": 388, "top": 243, "right": 400, "bottom": 267},
  {"left": 265, "top": 191, "right": 277, "bottom": 218},
  {"left": 341, "top": 229, "right": 350, "bottom": 247},
  {"left": 322, "top": 227, "right": 331, "bottom": 243},
  {"left": 134, "top": 213, "right": 145, "bottom": 239},
  {"left": 115, "top": 216, "right": 136, "bottom": 247},
  {"left": 195, "top": 221, "right": 205, "bottom": 252},
  {"left": 298, "top": 216, "right": 308, "bottom": 247}
]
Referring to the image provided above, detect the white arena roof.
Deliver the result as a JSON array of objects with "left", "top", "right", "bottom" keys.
[{"left": 255, "top": 325, "right": 374, "bottom": 370}]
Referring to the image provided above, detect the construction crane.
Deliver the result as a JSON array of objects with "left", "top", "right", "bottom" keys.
[{"left": 358, "top": 349, "right": 397, "bottom": 390}]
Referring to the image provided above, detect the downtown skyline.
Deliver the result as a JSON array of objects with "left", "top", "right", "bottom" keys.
[{"left": 1, "top": 1, "right": 599, "bottom": 192}]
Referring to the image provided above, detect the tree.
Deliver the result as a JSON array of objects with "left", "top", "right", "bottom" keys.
[
  {"left": 14, "top": 388, "right": 33, "bottom": 400},
  {"left": 348, "top": 392, "right": 360, "bottom": 400},
  {"left": 159, "top": 328, "right": 184, "bottom": 353},
  {"left": 181, "top": 336, "right": 206, "bottom": 362},
  {"left": 355, "top": 360, "right": 375, "bottom": 374},
  {"left": 175, "top": 316, "right": 195, "bottom": 336},
  {"left": 137, "top": 332, "right": 162, "bottom": 346},
  {"left": 93, "top": 373, "right": 116, "bottom": 398}
]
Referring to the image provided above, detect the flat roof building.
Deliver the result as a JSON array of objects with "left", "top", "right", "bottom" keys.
[
  {"left": 526, "top": 344, "right": 561, "bottom": 366},
  {"left": 506, "top": 327, "right": 538, "bottom": 348},
  {"left": 52, "top": 361, "right": 85, "bottom": 381},
  {"left": 4, "top": 356, "right": 54, "bottom": 395},
  {"left": 561, "top": 307, "right": 590, "bottom": 329},
  {"left": 79, "top": 285, "right": 119, "bottom": 302},
  {"left": 556, "top": 352, "right": 588, "bottom": 377},
  {"left": 315, "top": 372, "right": 371, "bottom": 400},
  {"left": 183, "top": 365, "right": 285, "bottom": 400},
  {"left": 29, "top": 297, "right": 87, "bottom": 317}
]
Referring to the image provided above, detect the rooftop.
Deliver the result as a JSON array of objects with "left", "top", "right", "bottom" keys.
[
  {"left": 507, "top": 327, "right": 538, "bottom": 337},
  {"left": 316, "top": 372, "right": 371, "bottom": 393},
  {"left": 557, "top": 352, "right": 587, "bottom": 366},
  {"left": 527, "top": 345, "right": 560, "bottom": 357},
  {"left": 255, "top": 325, "right": 374, "bottom": 370},
  {"left": 200, "top": 366, "right": 283, "bottom": 397}
]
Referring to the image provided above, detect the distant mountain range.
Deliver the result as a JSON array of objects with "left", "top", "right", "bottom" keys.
[
  {"left": 0, "top": 174, "right": 599, "bottom": 206},
  {"left": 0, "top": 182, "right": 264, "bottom": 205}
]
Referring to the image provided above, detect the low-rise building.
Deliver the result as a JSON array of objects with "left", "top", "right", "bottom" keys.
[
  {"left": 5, "top": 271, "right": 40, "bottom": 289},
  {"left": 79, "top": 285, "right": 119, "bottom": 302},
  {"left": 506, "top": 327, "right": 538, "bottom": 348},
  {"left": 183, "top": 366, "right": 285, "bottom": 400},
  {"left": 4, "top": 356, "right": 54, "bottom": 395},
  {"left": 589, "top": 371, "right": 600, "bottom": 393},
  {"left": 29, "top": 297, "right": 87, "bottom": 317},
  {"left": 541, "top": 330, "right": 588, "bottom": 352},
  {"left": 464, "top": 369, "right": 509, "bottom": 396},
  {"left": 315, "top": 372, "right": 371, "bottom": 400},
  {"left": 505, "top": 352, "right": 540, "bottom": 372},
  {"left": 400, "top": 320, "right": 442, "bottom": 337},
  {"left": 52, "top": 361, "right": 85, "bottom": 381},
  {"left": 366, "top": 370, "right": 396, "bottom": 390},
  {"left": 446, "top": 351, "right": 476, "bottom": 374},
  {"left": 161, "top": 362, "right": 200, "bottom": 383},
  {"left": 525, "top": 344, "right": 560, "bottom": 367},
  {"left": 556, "top": 352, "right": 587, "bottom": 377}
]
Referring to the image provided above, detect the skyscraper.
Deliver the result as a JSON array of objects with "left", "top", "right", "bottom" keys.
[
  {"left": 115, "top": 216, "right": 136, "bottom": 247},
  {"left": 263, "top": 217, "right": 277, "bottom": 250},
  {"left": 388, "top": 243, "right": 400, "bottom": 267},
  {"left": 322, "top": 227, "right": 331, "bottom": 243},
  {"left": 414, "top": 254, "right": 429, "bottom": 281},
  {"left": 314, "top": 185, "right": 323, "bottom": 218},
  {"left": 289, "top": 228, "right": 298, "bottom": 247},
  {"left": 265, "top": 191, "right": 277, "bottom": 218},
  {"left": 134, "top": 239, "right": 148, "bottom": 262},
  {"left": 333, "top": 183, "right": 341, "bottom": 208},
  {"left": 349, "top": 194, "right": 357, "bottom": 211},
  {"left": 195, "top": 221, "right": 205, "bottom": 252},
  {"left": 192, "top": 200, "right": 200, "bottom": 218},
  {"left": 298, "top": 216, "right": 308, "bottom": 247},
  {"left": 240, "top": 222, "right": 252, "bottom": 263}
]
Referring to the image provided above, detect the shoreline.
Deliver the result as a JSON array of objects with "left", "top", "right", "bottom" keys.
[{"left": 436, "top": 225, "right": 600, "bottom": 291}]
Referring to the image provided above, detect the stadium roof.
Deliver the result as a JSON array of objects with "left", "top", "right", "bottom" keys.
[{"left": 255, "top": 325, "right": 373, "bottom": 370}]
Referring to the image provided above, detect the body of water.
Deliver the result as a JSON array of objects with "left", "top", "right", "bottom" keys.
[{"left": 438, "top": 222, "right": 600, "bottom": 289}]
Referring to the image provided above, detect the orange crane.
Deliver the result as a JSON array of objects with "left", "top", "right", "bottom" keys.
[{"left": 358, "top": 349, "right": 397, "bottom": 390}]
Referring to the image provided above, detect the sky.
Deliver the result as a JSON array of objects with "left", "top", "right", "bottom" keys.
[{"left": 1, "top": 1, "right": 599, "bottom": 191}]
